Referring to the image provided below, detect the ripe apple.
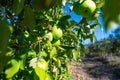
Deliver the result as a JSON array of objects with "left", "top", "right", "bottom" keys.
[
  {"left": 73, "top": 0, "right": 96, "bottom": 17},
  {"left": 52, "top": 26, "right": 63, "bottom": 40}
]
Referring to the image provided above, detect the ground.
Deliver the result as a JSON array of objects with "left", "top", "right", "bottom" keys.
[{"left": 69, "top": 54, "right": 120, "bottom": 80}]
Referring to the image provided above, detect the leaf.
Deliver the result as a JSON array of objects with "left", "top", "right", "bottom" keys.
[
  {"left": 19, "top": 53, "right": 26, "bottom": 70},
  {"left": 45, "top": 73, "right": 53, "bottom": 80},
  {"left": 53, "top": 57, "right": 61, "bottom": 67},
  {"left": 40, "top": 51, "right": 47, "bottom": 57},
  {"left": 44, "top": 0, "right": 52, "bottom": 7},
  {"left": 59, "top": 15, "right": 71, "bottom": 21},
  {"left": 13, "top": 0, "right": 25, "bottom": 15},
  {"left": 102, "top": 0, "right": 120, "bottom": 30},
  {"left": 60, "top": 45, "right": 75, "bottom": 49},
  {"left": 93, "top": 0, "right": 104, "bottom": 8},
  {"left": 0, "top": 20, "right": 13, "bottom": 55},
  {"left": 28, "top": 50, "right": 36, "bottom": 57},
  {"left": 24, "top": 5, "right": 36, "bottom": 33},
  {"left": 72, "top": 49, "right": 79, "bottom": 60},
  {"left": 0, "top": 20, "right": 13, "bottom": 72},
  {"left": 5, "top": 59, "right": 20, "bottom": 79},
  {"left": 50, "top": 47, "right": 57, "bottom": 58},
  {"left": 34, "top": 66, "right": 46, "bottom": 80}
]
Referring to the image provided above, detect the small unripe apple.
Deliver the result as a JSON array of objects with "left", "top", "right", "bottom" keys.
[
  {"left": 73, "top": 0, "right": 96, "bottom": 17},
  {"left": 45, "top": 32, "right": 53, "bottom": 41},
  {"left": 87, "top": 12, "right": 99, "bottom": 21},
  {"left": 37, "top": 58, "right": 48, "bottom": 70},
  {"left": 52, "top": 26, "right": 63, "bottom": 40}
]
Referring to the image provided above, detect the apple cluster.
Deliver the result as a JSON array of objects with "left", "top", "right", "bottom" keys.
[{"left": 44, "top": 26, "right": 63, "bottom": 46}]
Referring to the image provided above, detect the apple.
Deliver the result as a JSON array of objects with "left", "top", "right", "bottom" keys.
[
  {"left": 37, "top": 58, "right": 48, "bottom": 70},
  {"left": 73, "top": 2, "right": 81, "bottom": 15},
  {"left": 29, "top": 58, "right": 48, "bottom": 70},
  {"left": 87, "top": 12, "right": 99, "bottom": 21},
  {"left": 73, "top": 0, "right": 96, "bottom": 17},
  {"left": 52, "top": 26, "right": 63, "bottom": 40},
  {"left": 45, "top": 32, "right": 53, "bottom": 41}
]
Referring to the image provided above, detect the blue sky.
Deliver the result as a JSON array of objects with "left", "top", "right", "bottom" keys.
[{"left": 63, "top": 3, "right": 119, "bottom": 44}]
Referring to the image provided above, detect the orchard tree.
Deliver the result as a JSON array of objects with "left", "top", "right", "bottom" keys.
[{"left": 0, "top": 0, "right": 119, "bottom": 79}]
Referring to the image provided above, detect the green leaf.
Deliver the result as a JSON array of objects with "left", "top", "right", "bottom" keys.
[
  {"left": 13, "top": 0, "right": 25, "bottom": 15},
  {"left": 40, "top": 51, "right": 47, "bottom": 57},
  {"left": 72, "top": 49, "right": 79, "bottom": 60},
  {"left": 57, "top": 15, "right": 71, "bottom": 28},
  {"left": 90, "top": 34, "right": 96, "bottom": 42},
  {"left": 50, "top": 47, "right": 57, "bottom": 58},
  {"left": 29, "top": 58, "right": 37, "bottom": 68},
  {"left": 24, "top": 5, "right": 36, "bottom": 33},
  {"left": 0, "top": 20, "right": 13, "bottom": 55},
  {"left": 53, "top": 57, "right": 61, "bottom": 67},
  {"left": 45, "top": 73, "right": 53, "bottom": 80},
  {"left": 103, "top": 0, "right": 120, "bottom": 30},
  {"left": 28, "top": 50, "right": 36, "bottom": 57},
  {"left": 19, "top": 53, "right": 26, "bottom": 70},
  {"left": 60, "top": 45, "right": 75, "bottom": 49},
  {"left": 5, "top": 59, "right": 20, "bottom": 79},
  {"left": 34, "top": 66, "right": 46, "bottom": 80},
  {"left": 0, "top": 20, "right": 13, "bottom": 72},
  {"left": 93, "top": 0, "right": 104, "bottom": 8}
]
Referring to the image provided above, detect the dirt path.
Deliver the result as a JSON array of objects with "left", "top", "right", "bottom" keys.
[{"left": 70, "top": 55, "right": 120, "bottom": 80}]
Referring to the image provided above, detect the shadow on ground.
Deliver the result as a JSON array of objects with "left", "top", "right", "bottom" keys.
[{"left": 81, "top": 54, "right": 120, "bottom": 80}]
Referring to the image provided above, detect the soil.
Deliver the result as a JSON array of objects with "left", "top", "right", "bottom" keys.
[{"left": 70, "top": 54, "right": 120, "bottom": 80}]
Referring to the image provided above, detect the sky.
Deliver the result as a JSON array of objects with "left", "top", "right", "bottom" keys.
[{"left": 63, "top": 3, "right": 119, "bottom": 44}]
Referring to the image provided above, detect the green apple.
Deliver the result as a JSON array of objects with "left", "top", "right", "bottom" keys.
[
  {"left": 73, "top": 0, "right": 96, "bottom": 17},
  {"left": 40, "top": 51, "right": 47, "bottom": 57},
  {"left": 87, "top": 12, "right": 99, "bottom": 21},
  {"left": 52, "top": 26, "right": 63, "bottom": 40},
  {"left": 37, "top": 58, "right": 48, "bottom": 71},
  {"left": 45, "top": 32, "right": 53, "bottom": 41}
]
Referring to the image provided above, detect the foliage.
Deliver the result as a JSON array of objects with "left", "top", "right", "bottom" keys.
[
  {"left": 87, "top": 28, "right": 120, "bottom": 55},
  {"left": 102, "top": 0, "right": 120, "bottom": 30},
  {"left": 0, "top": 0, "right": 117, "bottom": 79}
]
